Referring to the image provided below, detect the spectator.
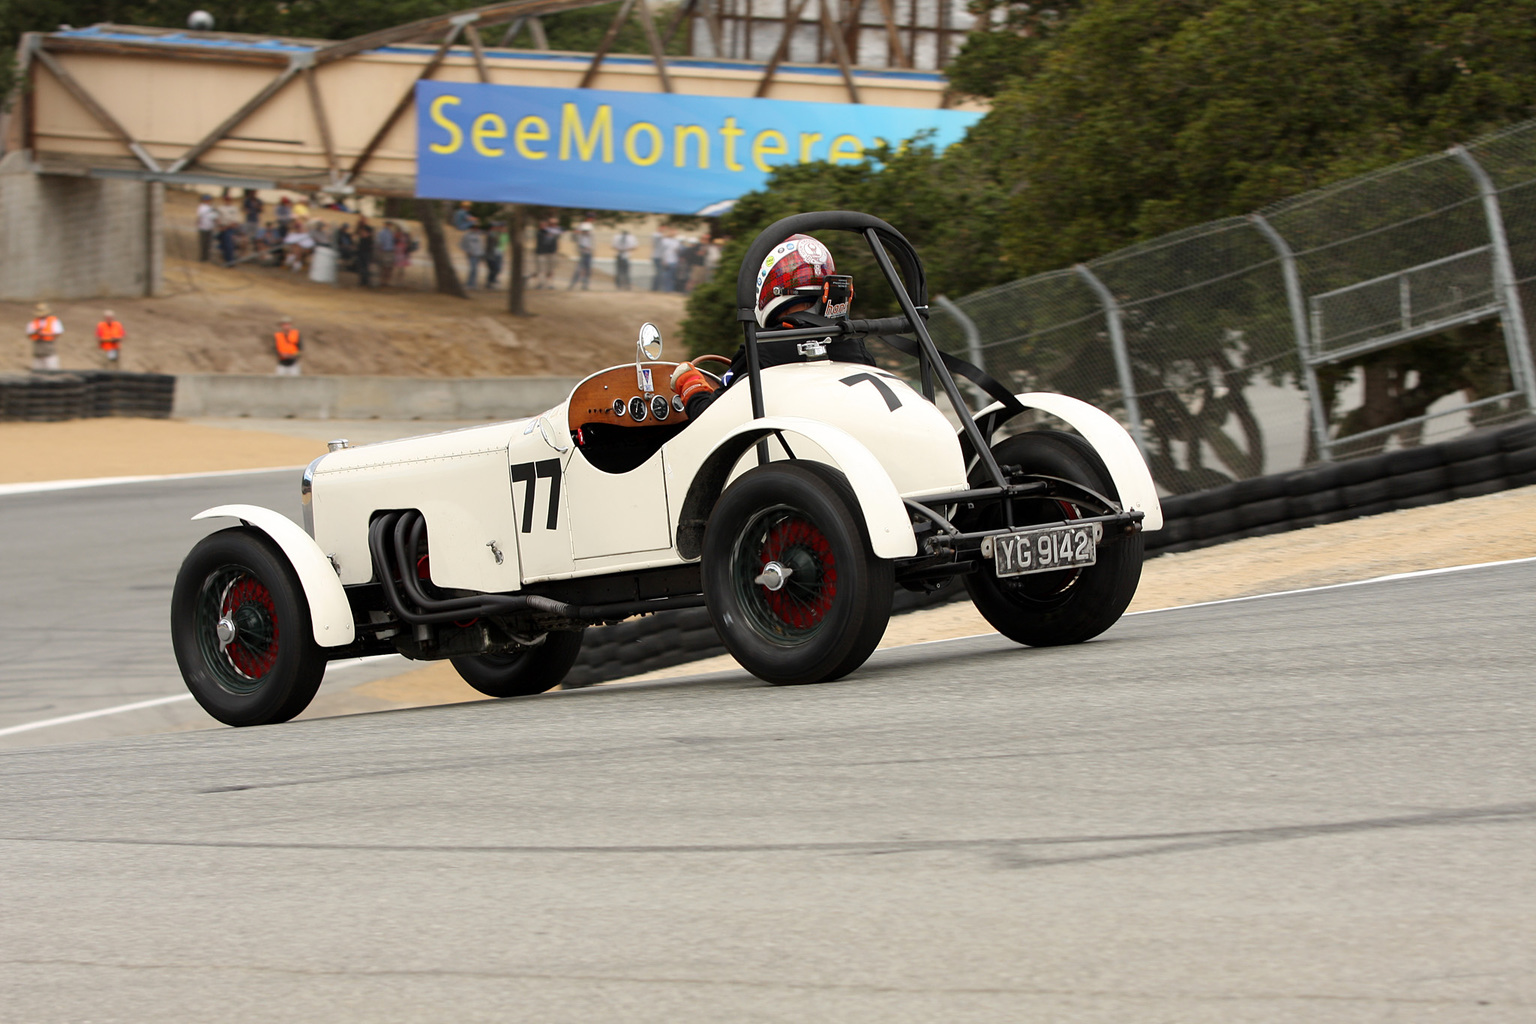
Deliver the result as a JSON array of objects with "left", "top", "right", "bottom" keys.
[
  {"left": 260, "top": 221, "right": 284, "bottom": 265},
  {"left": 195, "top": 194, "right": 217, "bottom": 262},
  {"left": 612, "top": 226, "right": 637, "bottom": 290},
  {"left": 461, "top": 217, "right": 487, "bottom": 288},
  {"left": 394, "top": 224, "right": 414, "bottom": 279},
  {"left": 702, "top": 235, "right": 724, "bottom": 284},
  {"left": 650, "top": 224, "right": 666, "bottom": 291},
  {"left": 293, "top": 195, "right": 311, "bottom": 222},
  {"left": 96, "top": 309, "right": 124, "bottom": 367},
  {"left": 242, "top": 188, "right": 263, "bottom": 238},
  {"left": 217, "top": 191, "right": 242, "bottom": 266},
  {"left": 657, "top": 227, "right": 682, "bottom": 293},
  {"left": 354, "top": 221, "right": 375, "bottom": 287},
  {"left": 274, "top": 196, "right": 293, "bottom": 233},
  {"left": 451, "top": 201, "right": 474, "bottom": 231},
  {"left": 376, "top": 221, "right": 398, "bottom": 287},
  {"left": 674, "top": 235, "right": 698, "bottom": 293},
  {"left": 567, "top": 219, "right": 594, "bottom": 290},
  {"left": 336, "top": 223, "right": 355, "bottom": 267},
  {"left": 485, "top": 222, "right": 505, "bottom": 288},
  {"left": 273, "top": 316, "right": 302, "bottom": 375},
  {"left": 534, "top": 217, "right": 561, "bottom": 288},
  {"left": 310, "top": 219, "right": 333, "bottom": 249},
  {"left": 27, "top": 303, "right": 62, "bottom": 371},
  {"left": 283, "top": 221, "right": 315, "bottom": 272}
]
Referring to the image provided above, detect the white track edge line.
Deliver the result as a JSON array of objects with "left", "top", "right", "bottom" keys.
[
  {"left": 0, "top": 465, "right": 304, "bottom": 497},
  {"left": 900, "top": 554, "right": 1536, "bottom": 648},
  {"left": 7, "top": 556, "right": 1531, "bottom": 738},
  {"left": 0, "top": 658, "right": 403, "bottom": 739},
  {"left": 0, "top": 694, "right": 195, "bottom": 738}
]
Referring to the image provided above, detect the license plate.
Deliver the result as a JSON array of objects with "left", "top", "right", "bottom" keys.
[{"left": 988, "top": 523, "right": 1099, "bottom": 578}]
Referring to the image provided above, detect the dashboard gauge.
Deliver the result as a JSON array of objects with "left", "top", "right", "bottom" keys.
[
  {"left": 650, "top": 394, "right": 670, "bottom": 420},
  {"left": 672, "top": 394, "right": 685, "bottom": 412},
  {"left": 612, "top": 398, "right": 627, "bottom": 417},
  {"left": 628, "top": 395, "right": 648, "bottom": 421}
]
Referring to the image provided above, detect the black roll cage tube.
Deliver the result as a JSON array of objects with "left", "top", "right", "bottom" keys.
[{"left": 734, "top": 211, "right": 1013, "bottom": 495}]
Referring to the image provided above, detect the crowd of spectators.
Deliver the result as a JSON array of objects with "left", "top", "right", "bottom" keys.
[
  {"left": 194, "top": 191, "right": 722, "bottom": 294},
  {"left": 194, "top": 189, "right": 417, "bottom": 288}
]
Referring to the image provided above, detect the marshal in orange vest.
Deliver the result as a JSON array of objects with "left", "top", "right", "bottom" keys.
[
  {"left": 274, "top": 327, "right": 301, "bottom": 360},
  {"left": 96, "top": 318, "right": 125, "bottom": 351}
]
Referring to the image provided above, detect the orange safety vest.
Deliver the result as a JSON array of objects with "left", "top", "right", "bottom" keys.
[
  {"left": 274, "top": 328, "right": 301, "bottom": 359},
  {"left": 96, "top": 320, "right": 124, "bottom": 350},
  {"left": 28, "top": 316, "right": 61, "bottom": 342}
]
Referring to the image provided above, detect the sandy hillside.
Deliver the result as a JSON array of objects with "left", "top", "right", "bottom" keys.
[{"left": 4, "top": 190, "right": 692, "bottom": 379}]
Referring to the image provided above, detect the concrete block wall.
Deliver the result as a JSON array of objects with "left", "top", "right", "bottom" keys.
[
  {"left": 172, "top": 373, "right": 583, "bottom": 421},
  {"left": 0, "top": 157, "right": 162, "bottom": 301}
]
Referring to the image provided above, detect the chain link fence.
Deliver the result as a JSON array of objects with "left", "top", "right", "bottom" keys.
[{"left": 924, "top": 120, "right": 1536, "bottom": 494}]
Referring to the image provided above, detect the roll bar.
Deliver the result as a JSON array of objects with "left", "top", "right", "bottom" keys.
[{"left": 733, "top": 210, "right": 1007, "bottom": 489}]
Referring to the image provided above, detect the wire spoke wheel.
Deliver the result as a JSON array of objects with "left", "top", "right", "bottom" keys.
[
  {"left": 172, "top": 527, "right": 326, "bottom": 726},
  {"left": 703, "top": 462, "right": 893, "bottom": 685},
  {"left": 732, "top": 506, "right": 840, "bottom": 644},
  {"left": 962, "top": 431, "right": 1143, "bottom": 647},
  {"left": 194, "top": 567, "right": 282, "bottom": 693}
]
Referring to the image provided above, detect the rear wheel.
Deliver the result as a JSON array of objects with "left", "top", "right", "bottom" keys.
[
  {"left": 702, "top": 462, "right": 893, "bottom": 685},
  {"left": 450, "top": 629, "right": 586, "bottom": 697},
  {"left": 171, "top": 527, "right": 327, "bottom": 726},
  {"left": 963, "top": 430, "right": 1143, "bottom": 646}
]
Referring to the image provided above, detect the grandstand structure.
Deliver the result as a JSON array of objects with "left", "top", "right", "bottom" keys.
[{"left": 0, "top": 0, "right": 982, "bottom": 299}]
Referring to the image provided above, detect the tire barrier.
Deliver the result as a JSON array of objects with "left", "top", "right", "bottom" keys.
[
  {"left": 1147, "top": 418, "right": 1536, "bottom": 557},
  {"left": 564, "top": 417, "right": 1536, "bottom": 686},
  {"left": 562, "top": 582, "right": 959, "bottom": 689},
  {"left": 0, "top": 371, "right": 176, "bottom": 422}
]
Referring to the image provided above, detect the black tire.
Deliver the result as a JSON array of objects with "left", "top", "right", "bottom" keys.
[
  {"left": 701, "top": 462, "right": 894, "bottom": 685},
  {"left": 962, "top": 431, "right": 1143, "bottom": 647},
  {"left": 171, "top": 526, "right": 327, "bottom": 727},
  {"left": 450, "top": 629, "right": 586, "bottom": 697}
]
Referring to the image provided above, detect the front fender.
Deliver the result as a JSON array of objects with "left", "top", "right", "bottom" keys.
[
  {"left": 971, "top": 393, "right": 1164, "bottom": 531},
  {"left": 192, "top": 504, "right": 356, "bottom": 647},
  {"left": 676, "top": 417, "right": 917, "bottom": 560}
]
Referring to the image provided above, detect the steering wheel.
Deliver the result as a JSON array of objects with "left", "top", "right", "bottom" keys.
[{"left": 691, "top": 353, "right": 733, "bottom": 386}]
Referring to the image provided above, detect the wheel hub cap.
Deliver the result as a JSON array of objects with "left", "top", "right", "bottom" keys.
[
  {"left": 215, "top": 615, "right": 237, "bottom": 647},
  {"left": 753, "top": 561, "right": 794, "bottom": 591}
]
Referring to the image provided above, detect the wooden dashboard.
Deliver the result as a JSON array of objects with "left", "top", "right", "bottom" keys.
[{"left": 570, "top": 362, "right": 690, "bottom": 429}]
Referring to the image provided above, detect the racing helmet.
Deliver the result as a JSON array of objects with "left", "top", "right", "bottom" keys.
[{"left": 755, "top": 234, "right": 837, "bottom": 327}]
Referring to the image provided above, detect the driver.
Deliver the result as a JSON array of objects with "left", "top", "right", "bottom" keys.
[{"left": 670, "top": 233, "right": 874, "bottom": 419}]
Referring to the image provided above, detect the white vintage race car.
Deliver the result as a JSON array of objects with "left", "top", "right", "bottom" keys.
[{"left": 171, "top": 211, "right": 1162, "bottom": 726}]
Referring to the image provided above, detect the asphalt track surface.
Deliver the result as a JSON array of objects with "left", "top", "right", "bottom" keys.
[{"left": 1, "top": 476, "right": 1534, "bottom": 1021}]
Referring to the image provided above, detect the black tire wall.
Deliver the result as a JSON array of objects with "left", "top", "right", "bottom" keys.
[{"left": 566, "top": 417, "right": 1536, "bottom": 686}]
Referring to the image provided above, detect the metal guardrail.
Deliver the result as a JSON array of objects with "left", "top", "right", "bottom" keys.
[{"left": 922, "top": 121, "right": 1536, "bottom": 489}]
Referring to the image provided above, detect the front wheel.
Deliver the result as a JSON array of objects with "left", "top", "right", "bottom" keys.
[
  {"left": 171, "top": 526, "right": 327, "bottom": 726},
  {"left": 450, "top": 629, "right": 586, "bottom": 697},
  {"left": 702, "top": 462, "right": 894, "bottom": 685},
  {"left": 963, "top": 430, "right": 1143, "bottom": 647}
]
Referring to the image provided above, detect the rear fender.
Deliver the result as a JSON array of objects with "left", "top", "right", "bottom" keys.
[
  {"left": 970, "top": 393, "right": 1163, "bottom": 531},
  {"left": 676, "top": 417, "right": 917, "bottom": 560},
  {"left": 192, "top": 504, "right": 356, "bottom": 647}
]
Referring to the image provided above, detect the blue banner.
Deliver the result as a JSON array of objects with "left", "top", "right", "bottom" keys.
[{"left": 414, "top": 81, "right": 981, "bottom": 214}]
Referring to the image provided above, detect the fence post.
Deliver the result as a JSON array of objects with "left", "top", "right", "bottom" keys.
[
  {"left": 933, "top": 294, "right": 987, "bottom": 408},
  {"left": 1250, "top": 213, "right": 1332, "bottom": 462},
  {"left": 1073, "top": 263, "right": 1148, "bottom": 456},
  {"left": 1450, "top": 144, "right": 1536, "bottom": 412}
]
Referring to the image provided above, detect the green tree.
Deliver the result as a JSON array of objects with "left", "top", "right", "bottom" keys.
[{"left": 681, "top": 137, "right": 1009, "bottom": 357}]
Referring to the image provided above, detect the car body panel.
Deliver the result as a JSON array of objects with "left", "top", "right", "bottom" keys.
[
  {"left": 309, "top": 421, "right": 527, "bottom": 590},
  {"left": 974, "top": 392, "right": 1165, "bottom": 531},
  {"left": 191, "top": 504, "right": 355, "bottom": 647}
]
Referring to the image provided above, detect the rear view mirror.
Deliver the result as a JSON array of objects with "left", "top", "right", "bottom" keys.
[{"left": 637, "top": 322, "right": 663, "bottom": 361}]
